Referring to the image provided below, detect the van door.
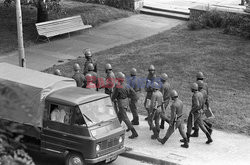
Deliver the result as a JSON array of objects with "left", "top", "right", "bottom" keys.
[{"left": 41, "top": 103, "right": 77, "bottom": 155}]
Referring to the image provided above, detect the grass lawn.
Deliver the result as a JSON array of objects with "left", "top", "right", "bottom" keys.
[
  {"left": 0, "top": 0, "right": 133, "bottom": 54},
  {"left": 44, "top": 24, "right": 250, "bottom": 136}
]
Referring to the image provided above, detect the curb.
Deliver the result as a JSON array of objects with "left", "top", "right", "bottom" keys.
[{"left": 120, "top": 147, "right": 179, "bottom": 165}]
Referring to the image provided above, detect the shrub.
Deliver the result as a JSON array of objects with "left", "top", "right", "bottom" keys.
[{"left": 86, "top": 0, "right": 134, "bottom": 10}]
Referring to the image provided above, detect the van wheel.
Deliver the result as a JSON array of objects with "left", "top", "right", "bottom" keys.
[{"left": 65, "top": 152, "right": 86, "bottom": 165}]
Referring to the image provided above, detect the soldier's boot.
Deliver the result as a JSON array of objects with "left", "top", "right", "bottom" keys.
[
  {"left": 157, "top": 136, "right": 168, "bottom": 145},
  {"left": 129, "top": 128, "right": 138, "bottom": 139},
  {"left": 180, "top": 138, "right": 189, "bottom": 148},
  {"left": 190, "top": 129, "right": 199, "bottom": 137},
  {"left": 180, "top": 133, "right": 190, "bottom": 143},
  {"left": 160, "top": 120, "right": 165, "bottom": 129},
  {"left": 126, "top": 128, "right": 130, "bottom": 132},
  {"left": 151, "top": 127, "right": 159, "bottom": 140},
  {"left": 208, "top": 128, "right": 213, "bottom": 135},
  {"left": 131, "top": 116, "right": 139, "bottom": 125},
  {"left": 205, "top": 133, "right": 213, "bottom": 144}
]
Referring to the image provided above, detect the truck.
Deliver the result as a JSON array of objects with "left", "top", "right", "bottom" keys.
[{"left": 0, "top": 63, "right": 125, "bottom": 165}]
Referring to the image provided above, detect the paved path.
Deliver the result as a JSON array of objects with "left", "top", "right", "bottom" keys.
[
  {"left": 0, "top": 15, "right": 184, "bottom": 71},
  {"left": 123, "top": 113, "right": 250, "bottom": 165}
]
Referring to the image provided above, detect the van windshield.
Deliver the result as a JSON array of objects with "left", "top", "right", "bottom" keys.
[{"left": 79, "top": 97, "right": 116, "bottom": 126}]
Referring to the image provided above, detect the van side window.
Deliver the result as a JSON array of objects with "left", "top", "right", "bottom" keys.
[
  {"left": 50, "top": 104, "right": 71, "bottom": 124},
  {"left": 73, "top": 108, "right": 86, "bottom": 126}
]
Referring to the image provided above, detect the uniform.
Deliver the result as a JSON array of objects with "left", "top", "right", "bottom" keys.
[
  {"left": 83, "top": 58, "right": 97, "bottom": 75},
  {"left": 105, "top": 71, "right": 116, "bottom": 96},
  {"left": 85, "top": 71, "right": 98, "bottom": 91},
  {"left": 144, "top": 73, "right": 156, "bottom": 117},
  {"left": 111, "top": 76, "right": 138, "bottom": 139},
  {"left": 159, "top": 81, "right": 171, "bottom": 128},
  {"left": 72, "top": 72, "right": 86, "bottom": 88}
]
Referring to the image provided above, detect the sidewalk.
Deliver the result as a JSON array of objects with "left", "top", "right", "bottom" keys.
[
  {"left": 0, "top": 15, "right": 184, "bottom": 71},
  {"left": 122, "top": 113, "right": 250, "bottom": 165}
]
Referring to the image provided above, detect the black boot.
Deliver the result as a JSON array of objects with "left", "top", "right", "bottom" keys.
[
  {"left": 151, "top": 127, "right": 159, "bottom": 139},
  {"left": 205, "top": 133, "right": 213, "bottom": 144},
  {"left": 190, "top": 129, "right": 199, "bottom": 137},
  {"left": 126, "top": 128, "right": 130, "bottom": 132},
  {"left": 129, "top": 128, "right": 138, "bottom": 139},
  {"left": 131, "top": 117, "right": 139, "bottom": 125},
  {"left": 181, "top": 138, "right": 189, "bottom": 148},
  {"left": 160, "top": 120, "right": 164, "bottom": 129},
  {"left": 157, "top": 137, "right": 167, "bottom": 144}
]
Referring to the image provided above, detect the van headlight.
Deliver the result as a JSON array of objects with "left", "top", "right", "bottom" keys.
[
  {"left": 119, "top": 136, "right": 123, "bottom": 143},
  {"left": 96, "top": 144, "right": 100, "bottom": 152}
]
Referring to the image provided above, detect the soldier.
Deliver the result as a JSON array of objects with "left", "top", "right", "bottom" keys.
[
  {"left": 72, "top": 63, "right": 86, "bottom": 88},
  {"left": 54, "top": 69, "right": 62, "bottom": 76},
  {"left": 191, "top": 72, "right": 212, "bottom": 137},
  {"left": 157, "top": 90, "right": 189, "bottom": 148},
  {"left": 83, "top": 49, "right": 97, "bottom": 75},
  {"left": 159, "top": 73, "right": 171, "bottom": 129},
  {"left": 86, "top": 63, "right": 98, "bottom": 91},
  {"left": 104, "top": 63, "right": 116, "bottom": 97},
  {"left": 127, "top": 68, "right": 141, "bottom": 125},
  {"left": 111, "top": 72, "right": 138, "bottom": 139},
  {"left": 144, "top": 64, "right": 156, "bottom": 120},
  {"left": 185, "top": 83, "right": 213, "bottom": 144},
  {"left": 85, "top": 73, "right": 97, "bottom": 91},
  {"left": 148, "top": 82, "right": 163, "bottom": 139}
]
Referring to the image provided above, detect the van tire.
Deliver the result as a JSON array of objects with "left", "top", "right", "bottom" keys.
[{"left": 65, "top": 152, "right": 86, "bottom": 165}]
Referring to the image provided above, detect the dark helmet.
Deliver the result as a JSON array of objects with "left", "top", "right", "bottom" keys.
[
  {"left": 191, "top": 82, "right": 198, "bottom": 91},
  {"left": 105, "top": 63, "right": 112, "bottom": 70},
  {"left": 84, "top": 49, "right": 92, "bottom": 58},
  {"left": 197, "top": 80, "right": 204, "bottom": 89},
  {"left": 117, "top": 72, "right": 125, "bottom": 82},
  {"left": 54, "top": 69, "right": 62, "bottom": 76},
  {"left": 148, "top": 65, "right": 155, "bottom": 71},
  {"left": 170, "top": 90, "right": 178, "bottom": 98},
  {"left": 196, "top": 71, "right": 205, "bottom": 79},
  {"left": 87, "top": 63, "right": 94, "bottom": 71},
  {"left": 160, "top": 73, "right": 168, "bottom": 81},
  {"left": 130, "top": 68, "right": 137, "bottom": 76},
  {"left": 73, "top": 63, "right": 81, "bottom": 71}
]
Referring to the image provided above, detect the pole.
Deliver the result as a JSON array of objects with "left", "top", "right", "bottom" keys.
[{"left": 16, "top": 0, "right": 26, "bottom": 67}]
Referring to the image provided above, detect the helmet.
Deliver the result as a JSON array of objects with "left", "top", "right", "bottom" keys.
[
  {"left": 170, "top": 90, "right": 178, "bottom": 98},
  {"left": 148, "top": 65, "right": 155, "bottom": 71},
  {"left": 87, "top": 63, "right": 94, "bottom": 71},
  {"left": 105, "top": 63, "right": 112, "bottom": 70},
  {"left": 196, "top": 71, "right": 205, "bottom": 79},
  {"left": 85, "top": 74, "right": 93, "bottom": 82},
  {"left": 197, "top": 80, "right": 204, "bottom": 89},
  {"left": 160, "top": 73, "right": 168, "bottom": 81},
  {"left": 54, "top": 69, "right": 62, "bottom": 76},
  {"left": 117, "top": 72, "right": 125, "bottom": 82},
  {"left": 130, "top": 68, "right": 137, "bottom": 76},
  {"left": 151, "top": 82, "right": 160, "bottom": 89},
  {"left": 84, "top": 49, "right": 92, "bottom": 58},
  {"left": 191, "top": 82, "right": 198, "bottom": 91},
  {"left": 73, "top": 63, "right": 81, "bottom": 71}
]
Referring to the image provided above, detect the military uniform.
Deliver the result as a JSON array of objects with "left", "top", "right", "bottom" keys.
[
  {"left": 83, "top": 59, "right": 97, "bottom": 75},
  {"left": 72, "top": 72, "right": 86, "bottom": 88},
  {"left": 128, "top": 75, "right": 141, "bottom": 125},
  {"left": 148, "top": 89, "right": 163, "bottom": 139},
  {"left": 85, "top": 70, "right": 98, "bottom": 91},
  {"left": 159, "top": 81, "right": 171, "bottom": 128},
  {"left": 144, "top": 73, "right": 156, "bottom": 117},
  {"left": 157, "top": 98, "right": 187, "bottom": 144},
  {"left": 105, "top": 71, "right": 116, "bottom": 96},
  {"left": 111, "top": 80, "right": 138, "bottom": 139},
  {"left": 187, "top": 91, "right": 212, "bottom": 144}
]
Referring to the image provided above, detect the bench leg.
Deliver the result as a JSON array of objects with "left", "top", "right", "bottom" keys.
[{"left": 68, "top": 33, "right": 70, "bottom": 38}]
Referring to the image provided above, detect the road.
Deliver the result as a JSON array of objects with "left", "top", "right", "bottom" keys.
[{"left": 29, "top": 151, "right": 152, "bottom": 165}]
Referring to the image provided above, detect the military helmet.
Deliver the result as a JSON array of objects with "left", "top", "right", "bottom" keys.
[
  {"left": 191, "top": 82, "right": 198, "bottom": 91},
  {"left": 170, "top": 90, "right": 178, "bottom": 98},
  {"left": 151, "top": 82, "right": 160, "bottom": 89},
  {"left": 87, "top": 63, "right": 94, "bottom": 71},
  {"left": 197, "top": 80, "right": 204, "bottom": 89},
  {"left": 160, "top": 73, "right": 168, "bottom": 81},
  {"left": 105, "top": 63, "right": 112, "bottom": 70},
  {"left": 84, "top": 49, "right": 92, "bottom": 57},
  {"left": 116, "top": 72, "right": 125, "bottom": 82},
  {"left": 73, "top": 63, "right": 81, "bottom": 71},
  {"left": 130, "top": 68, "right": 137, "bottom": 76},
  {"left": 85, "top": 74, "right": 93, "bottom": 82},
  {"left": 196, "top": 71, "right": 205, "bottom": 79},
  {"left": 54, "top": 69, "right": 62, "bottom": 76},
  {"left": 148, "top": 65, "right": 155, "bottom": 71}
]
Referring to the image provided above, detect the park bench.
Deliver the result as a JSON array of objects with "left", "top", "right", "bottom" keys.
[{"left": 35, "top": 15, "right": 92, "bottom": 42}]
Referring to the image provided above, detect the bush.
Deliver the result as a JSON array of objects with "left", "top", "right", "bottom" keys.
[
  {"left": 87, "top": 0, "right": 134, "bottom": 10},
  {"left": 188, "top": 10, "right": 250, "bottom": 39}
]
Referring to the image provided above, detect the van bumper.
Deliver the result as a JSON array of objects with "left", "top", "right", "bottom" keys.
[{"left": 85, "top": 146, "right": 126, "bottom": 164}]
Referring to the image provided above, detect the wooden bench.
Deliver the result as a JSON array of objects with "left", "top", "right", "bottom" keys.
[{"left": 35, "top": 15, "right": 92, "bottom": 42}]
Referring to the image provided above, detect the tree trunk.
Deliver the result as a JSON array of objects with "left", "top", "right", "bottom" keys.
[{"left": 36, "top": 0, "right": 48, "bottom": 23}]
